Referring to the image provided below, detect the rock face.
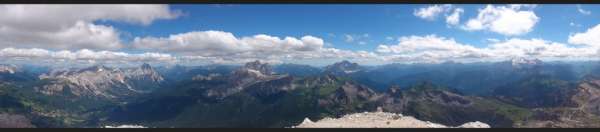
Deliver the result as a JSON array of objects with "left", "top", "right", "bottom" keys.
[
  {"left": 519, "top": 76, "right": 600, "bottom": 128},
  {"left": 35, "top": 64, "right": 165, "bottom": 99},
  {"left": 293, "top": 111, "right": 490, "bottom": 128},
  {"left": 0, "top": 114, "right": 35, "bottom": 128},
  {"left": 123, "top": 63, "right": 165, "bottom": 92},
  {"left": 324, "top": 60, "right": 363, "bottom": 75},
  {"left": 244, "top": 60, "right": 273, "bottom": 75},
  {"left": 504, "top": 57, "right": 543, "bottom": 69},
  {"left": 571, "top": 76, "right": 600, "bottom": 115},
  {"left": 204, "top": 60, "right": 287, "bottom": 99},
  {"left": 0, "top": 64, "right": 17, "bottom": 74}
]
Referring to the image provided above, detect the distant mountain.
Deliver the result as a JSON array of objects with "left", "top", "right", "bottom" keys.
[
  {"left": 273, "top": 63, "right": 321, "bottom": 77},
  {"left": 104, "top": 63, "right": 530, "bottom": 128},
  {"left": 0, "top": 64, "right": 17, "bottom": 74},
  {"left": 157, "top": 64, "right": 237, "bottom": 82},
  {"left": 493, "top": 74, "right": 575, "bottom": 108},
  {"left": 0, "top": 64, "right": 37, "bottom": 83},
  {"left": 377, "top": 82, "right": 530, "bottom": 127},
  {"left": 507, "top": 57, "right": 543, "bottom": 69},
  {"left": 35, "top": 64, "right": 166, "bottom": 100},
  {"left": 517, "top": 75, "right": 600, "bottom": 127},
  {"left": 5, "top": 59, "right": 600, "bottom": 128},
  {"left": 323, "top": 60, "right": 363, "bottom": 76},
  {"left": 105, "top": 62, "right": 378, "bottom": 127},
  {"left": 123, "top": 63, "right": 165, "bottom": 92}
]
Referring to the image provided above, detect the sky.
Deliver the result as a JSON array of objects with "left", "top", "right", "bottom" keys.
[{"left": 1, "top": 4, "right": 600, "bottom": 66}]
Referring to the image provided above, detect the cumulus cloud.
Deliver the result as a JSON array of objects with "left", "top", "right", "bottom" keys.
[
  {"left": 485, "top": 38, "right": 595, "bottom": 58},
  {"left": 414, "top": 4, "right": 452, "bottom": 20},
  {"left": 376, "top": 35, "right": 486, "bottom": 63},
  {"left": 132, "top": 30, "right": 324, "bottom": 56},
  {"left": 344, "top": 34, "right": 355, "bottom": 43},
  {"left": 0, "top": 21, "right": 123, "bottom": 50},
  {"left": 568, "top": 24, "right": 600, "bottom": 47},
  {"left": 386, "top": 36, "right": 394, "bottom": 41},
  {"left": 446, "top": 8, "right": 464, "bottom": 25},
  {"left": 132, "top": 30, "right": 379, "bottom": 64},
  {"left": 414, "top": 5, "right": 466, "bottom": 27},
  {"left": 343, "top": 34, "right": 370, "bottom": 44},
  {"left": 0, "top": 4, "right": 180, "bottom": 50},
  {"left": 375, "top": 34, "right": 599, "bottom": 63},
  {"left": 577, "top": 5, "right": 592, "bottom": 15},
  {"left": 462, "top": 4, "right": 539, "bottom": 36},
  {"left": 0, "top": 48, "right": 176, "bottom": 64}
]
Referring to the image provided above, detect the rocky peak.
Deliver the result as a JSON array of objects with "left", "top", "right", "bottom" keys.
[
  {"left": 508, "top": 57, "right": 542, "bottom": 67},
  {"left": 387, "top": 85, "right": 401, "bottom": 94},
  {"left": 81, "top": 65, "right": 111, "bottom": 73},
  {"left": 141, "top": 63, "right": 152, "bottom": 70},
  {"left": 243, "top": 60, "right": 273, "bottom": 75},
  {"left": 127, "top": 63, "right": 164, "bottom": 83},
  {"left": 324, "top": 60, "right": 362, "bottom": 75},
  {"left": 37, "top": 64, "right": 165, "bottom": 99},
  {"left": 0, "top": 64, "right": 17, "bottom": 74}
]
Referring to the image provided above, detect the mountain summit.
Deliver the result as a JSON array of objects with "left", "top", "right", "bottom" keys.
[
  {"left": 243, "top": 60, "right": 273, "bottom": 75},
  {"left": 508, "top": 57, "right": 543, "bottom": 68},
  {"left": 0, "top": 64, "right": 17, "bottom": 74},
  {"left": 324, "top": 60, "right": 363, "bottom": 75}
]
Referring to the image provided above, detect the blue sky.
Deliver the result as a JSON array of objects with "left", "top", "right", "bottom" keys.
[
  {"left": 108, "top": 4, "right": 600, "bottom": 49},
  {"left": 1, "top": 4, "right": 600, "bottom": 66}
]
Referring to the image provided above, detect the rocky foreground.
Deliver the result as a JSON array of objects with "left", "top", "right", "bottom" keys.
[{"left": 293, "top": 111, "right": 490, "bottom": 128}]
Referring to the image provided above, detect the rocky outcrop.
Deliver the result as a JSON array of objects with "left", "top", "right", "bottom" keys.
[
  {"left": 324, "top": 60, "right": 363, "bottom": 75},
  {"left": 204, "top": 60, "right": 287, "bottom": 99},
  {"left": 0, "top": 114, "right": 35, "bottom": 128},
  {"left": 243, "top": 60, "right": 273, "bottom": 75},
  {"left": 571, "top": 77, "right": 600, "bottom": 115},
  {"left": 35, "top": 64, "right": 165, "bottom": 99},
  {"left": 293, "top": 111, "right": 490, "bottom": 128},
  {"left": 510, "top": 57, "right": 542, "bottom": 68},
  {"left": 0, "top": 64, "right": 17, "bottom": 74}
]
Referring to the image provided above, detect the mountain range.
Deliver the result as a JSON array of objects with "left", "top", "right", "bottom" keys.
[{"left": 2, "top": 58, "right": 600, "bottom": 128}]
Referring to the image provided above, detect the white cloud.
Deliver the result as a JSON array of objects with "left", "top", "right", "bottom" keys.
[
  {"left": 132, "top": 30, "right": 325, "bottom": 56},
  {"left": 0, "top": 21, "right": 123, "bottom": 50},
  {"left": 570, "top": 22, "right": 583, "bottom": 27},
  {"left": 462, "top": 4, "right": 539, "bottom": 36},
  {"left": 414, "top": 4, "right": 452, "bottom": 20},
  {"left": 132, "top": 30, "right": 379, "bottom": 64},
  {"left": 577, "top": 5, "right": 592, "bottom": 15},
  {"left": 358, "top": 41, "right": 367, "bottom": 45},
  {"left": 362, "top": 34, "right": 370, "bottom": 38},
  {"left": 0, "top": 4, "right": 179, "bottom": 30},
  {"left": 375, "top": 34, "right": 599, "bottom": 63},
  {"left": 376, "top": 35, "right": 478, "bottom": 54},
  {"left": 386, "top": 36, "right": 394, "bottom": 41},
  {"left": 484, "top": 38, "right": 595, "bottom": 58},
  {"left": 375, "top": 35, "right": 486, "bottom": 63},
  {"left": 343, "top": 34, "right": 371, "bottom": 45},
  {"left": 486, "top": 38, "right": 500, "bottom": 43},
  {"left": 344, "top": 34, "right": 355, "bottom": 43},
  {"left": 0, "top": 4, "right": 180, "bottom": 50},
  {"left": 0, "top": 48, "right": 176, "bottom": 64},
  {"left": 446, "top": 8, "right": 464, "bottom": 25},
  {"left": 568, "top": 24, "right": 600, "bottom": 47}
]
